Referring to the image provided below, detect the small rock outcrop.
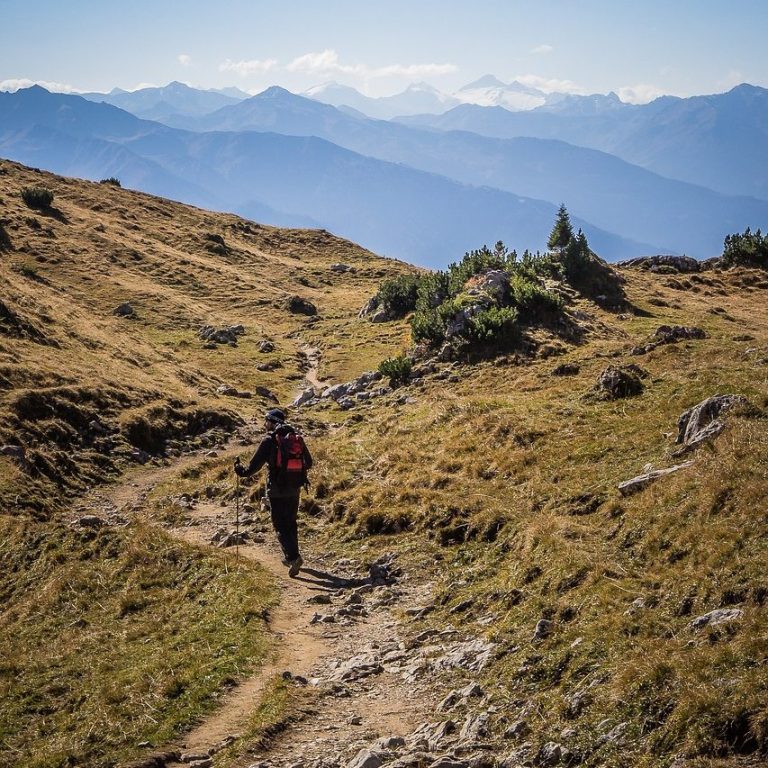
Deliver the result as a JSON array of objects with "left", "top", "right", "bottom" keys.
[
  {"left": 632, "top": 325, "right": 706, "bottom": 355},
  {"left": 199, "top": 324, "right": 245, "bottom": 345},
  {"left": 618, "top": 255, "right": 701, "bottom": 273},
  {"left": 592, "top": 364, "right": 647, "bottom": 399},
  {"left": 676, "top": 394, "right": 748, "bottom": 450},
  {"left": 113, "top": 302, "right": 134, "bottom": 317},
  {"left": 284, "top": 295, "right": 317, "bottom": 315},
  {"left": 618, "top": 461, "right": 694, "bottom": 496}
]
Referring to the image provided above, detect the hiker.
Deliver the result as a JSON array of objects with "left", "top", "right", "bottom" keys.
[{"left": 234, "top": 408, "right": 312, "bottom": 577}]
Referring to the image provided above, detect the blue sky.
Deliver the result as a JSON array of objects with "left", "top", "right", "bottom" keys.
[{"left": 2, "top": 0, "right": 767, "bottom": 102}]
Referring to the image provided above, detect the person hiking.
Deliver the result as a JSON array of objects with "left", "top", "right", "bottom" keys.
[{"left": 234, "top": 408, "right": 312, "bottom": 577}]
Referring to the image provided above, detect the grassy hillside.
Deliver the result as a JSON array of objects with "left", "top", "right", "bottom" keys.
[
  {"left": 1, "top": 158, "right": 767, "bottom": 767},
  {"left": 0, "top": 159, "right": 409, "bottom": 767}
]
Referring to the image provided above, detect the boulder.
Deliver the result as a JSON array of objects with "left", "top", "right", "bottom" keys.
[
  {"left": 292, "top": 388, "right": 316, "bottom": 408},
  {"left": 330, "top": 263, "right": 354, "bottom": 273},
  {"left": 359, "top": 296, "right": 380, "bottom": 318},
  {"left": 284, "top": 295, "right": 317, "bottom": 315},
  {"left": 346, "top": 750, "right": 383, "bottom": 768},
  {"left": 258, "top": 340, "right": 275, "bottom": 353},
  {"left": 253, "top": 386, "right": 279, "bottom": 402},
  {"left": 464, "top": 269, "right": 509, "bottom": 302},
  {"left": 594, "top": 364, "right": 646, "bottom": 399},
  {"left": 199, "top": 325, "right": 239, "bottom": 344},
  {"left": 676, "top": 394, "right": 748, "bottom": 449},
  {"left": 632, "top": 325, "right": 707, "bottom": 355},
  {"left": 113, "top": 302, "right": 134, "bottom": 317}
]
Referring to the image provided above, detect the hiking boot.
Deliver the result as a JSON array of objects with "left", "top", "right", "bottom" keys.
[
  {"left": 288, "top": 556, "right": 303, "bottom": 578},
  {"left": 281, "top": 557, "right": 291, "bottom": 566}
]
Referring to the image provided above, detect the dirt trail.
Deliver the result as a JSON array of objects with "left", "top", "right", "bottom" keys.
[
  {"left": 75, "top": 451, "right": 447, "bottom": 768},
  {"left": 299, "top": 344, "right": 329, "bottom": 392}
]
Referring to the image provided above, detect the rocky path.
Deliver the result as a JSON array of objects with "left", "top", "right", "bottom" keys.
[{"left": 72, "top": 454, "right": 506, "bottom": 768}]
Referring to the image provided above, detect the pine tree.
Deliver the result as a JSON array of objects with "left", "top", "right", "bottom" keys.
[{"left": 547, "top": 204, "right": 574, "bottom": 250}]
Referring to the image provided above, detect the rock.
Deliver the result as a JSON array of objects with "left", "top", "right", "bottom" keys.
[
  {"left": 76, "top": 515, "right": 106, "bottom": 528},
  {"left": 618, "top": 255, "right": 701, "bottom": 273},
  {"left": 689, "top": 608, "right": 744, "bottom": 630},
  {"left": 533, "top": 619, "right": 554, "bottom": 641},
  {"left": 292, "top": 388, "right": 317, "bottom": 408},
  {"left": 258, "top": 340, "right": 275, "bottom": 353},
  {"left": 617, "top": 461, "right": 694, "bottom": 496},
  {"left": 130, "top": 447, "right": 151, "bottom": 464},
  {"left": 333, "top": 654, "right": 384, "bottom": 682},
  {"left": 113, "top": 302, "right": 134, "bottom": 317},
  {"left": 308, "top": 593, "right": 332, "bottom": 604},
  {"left": 229, "top": 324, "right": 245, "bottom": 336},
  {"left": 372, "top": 735, "right": 406, "bottom": 751},
  {"left": 504, "top": 720, "right": 529, "bottom": 740},
  {"left": 253, "top": 386, "right": 279, "bottom": 402},
  {"left": 593, "top": 364, "right": 646, "bottom": 399},
  {"left": 337, "top": 396, "right": 356, "bottom": 410},
  {"left": 632, "top": 325, "right": 707, "bottom": 355},
  {"left": 459, "top": 712, "right": 489, "bottom": 742},
  {"left": 217, "top": 383, "right": 238, "bottom": 396},
  {"left": 285, "top": 295, "right": 317, "bottom": 315},
  {"left": 465, "top": 269, "right": 510, "bottom": 302},
  {"left": 536, "top": 742, "right": 563, "bottom": 766},
  {"left": 330, "top": 263, "right": 354, "bottom": 273},
  {"left": 427, "top": 759, "right": 471, "bottom": 768},
  {"left": 551, "top": 363, "right": 580, "bottom": 376},
  {"left": 216, "top": 531, "right": 250, "bottom": 548},
  {"left": 1, "top": 444, "right": 26, "bottom": 461},
  {"left": 199, "top": 325, "right": 240, "bottom": 344},
  {"left": 189, "top": 759, "right": 213, "bottom": 768},
  {"left": 180, "top": 754, "right": 210, "bottom": 764},
  {"left": 346, "top": 748, "right": 383, "bottom": 768},
  {"left": 370, "top": 309, "right": 390, "bottom": 323},
  {"left": 676, "top": 394, "right": 748, "bottom": 450},
  {"left": 434, "top": 639, "right": 496, "bottom": 672}
]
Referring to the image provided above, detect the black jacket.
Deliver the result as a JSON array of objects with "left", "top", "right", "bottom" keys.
[{"left": 242, "top": 424, "right": 313, "bottom": 498}]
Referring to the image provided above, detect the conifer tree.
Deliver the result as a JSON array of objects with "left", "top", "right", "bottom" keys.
[{"left": 547, "top": 204, "right": 574, "bottom": 250}]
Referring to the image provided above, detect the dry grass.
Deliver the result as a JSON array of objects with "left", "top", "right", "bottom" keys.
[{"left": 2, "top": 158, "right": 768, "bottom": 765}]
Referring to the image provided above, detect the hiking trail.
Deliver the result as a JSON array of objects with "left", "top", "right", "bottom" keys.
[{"left": 71, "top": 449, "right": 497, "bottom": 768}]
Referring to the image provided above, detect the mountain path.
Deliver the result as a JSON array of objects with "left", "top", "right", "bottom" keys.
[{"left": 72, "top": 450, "right": 453, "bottom": 768}]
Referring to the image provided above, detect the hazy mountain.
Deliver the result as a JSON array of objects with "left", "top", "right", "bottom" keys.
[
  {"left": 398, "top": 84, "right": 768, "bottom": 200},
  {"left": 80, "top": 81, "right": 245, "bottom": 121},
  {"left": 0, "top": 87, "right": 655, "bottom": 267},
  {"left": 305, "top": 81, "right": 460, "bottom": 119},
  {"left": 456, "top": 75, "right": 547, "bottom": 110},
  {"left": 175, "top": 86, "right": 768, "bottom": 258}
]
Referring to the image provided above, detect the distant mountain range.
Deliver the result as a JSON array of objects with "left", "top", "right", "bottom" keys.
[
  {"left": 0, "top": 86, "right": 655, "bottom": 267},
  {"left": 398, "top": 84, "right": 768, "bottom": 200},
  {"left": 162, "top": 86, "right": 768, "bottom": 258},
  {"left": 2, "top": 82, "right": 766, "bottom": 265}
]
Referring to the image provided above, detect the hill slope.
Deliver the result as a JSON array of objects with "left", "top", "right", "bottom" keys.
[{"left": 1, "top": 161, "right": 767, "bottom": 767}]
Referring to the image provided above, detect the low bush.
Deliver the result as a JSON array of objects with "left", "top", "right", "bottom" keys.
[
  {"left": 21, "top": 186, "right": 54, "bottom": 210},
  {"left": 99, "top": 177, "right": 121, "bottom": 187},
  {"left": 376, "top": 274, "right": 421, "bottom": 318},
  {"left": 378, "top": 355, "right": 412, "bottom": 386}
]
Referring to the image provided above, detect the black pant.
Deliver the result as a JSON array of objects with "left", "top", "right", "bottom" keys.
[{"left": 269, "top": 494, "right": 300, "bottom": 561}]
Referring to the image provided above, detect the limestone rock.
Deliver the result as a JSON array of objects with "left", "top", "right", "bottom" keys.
[
  {"left": 617, "top": 461, "right": 694, "bottom": 496},
  {"left": 689, "top": 608, "right": 744, "bottom": 630},
  {"left": 676, "top": 394, "right": 748, "bottom": 450},
  {"left": 346, "top": 749, "right": 383, "bottom": 768},
  {"left": 593, "top": 364, "right": 646, "bottom": 399}
]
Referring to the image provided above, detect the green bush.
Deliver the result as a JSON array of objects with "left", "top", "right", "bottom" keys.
[
  {"left": 376, "top": 274, "right": 422, "bottom": 317},
  {"left": 21, "top": 186, "right": 54, "bottom": 210},
  {"left": 722, "top": 227, "right": 768, "bottom": 269},
  {"left": 99, "top": 177, "right": 122, "bottom": 187},
  {"left": 466, "top": 305, "right": 519, "bottom": 347},
  {"left": 378, "top": 355, "right": 413, "bottom": 386},
  {"left": 411, "top": 306, "right": 445, "bottom": 345},
  {"left": 508, "top": 274, "right": 564, "bottom": 317}
]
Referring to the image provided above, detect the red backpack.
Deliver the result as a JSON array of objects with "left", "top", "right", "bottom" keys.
[{"left": 272, "top": 430, "right": 309, "bottom": 490}]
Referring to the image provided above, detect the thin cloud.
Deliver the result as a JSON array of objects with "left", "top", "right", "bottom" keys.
[
  {"left": 219, "top": 58, "right": 278, "bottom": 77},
  {"left": 531, "top": 44, "right": 553, "bottom": 55},
  {"left": 617, "top": 83, "right": 666, "bottom": 104},
  {"left": 287, "top": 48, "right": 456, "bottom": 79},
  {"left": 178, "top": 54, "right": 192, "bottom": 67},
  {"left": 514, "top": 74, "right": 584, "bottom": 94},
  {"left": 0, "top": 78, "right": 79, "bottom": 93}
]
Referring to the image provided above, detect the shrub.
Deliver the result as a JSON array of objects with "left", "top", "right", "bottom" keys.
[
  {"left": 376, "top": 274, "right": 422, "bottom": 318},
  {"left": 508, "top": 274, "right": 564, "bottom": 318},
  {"left": 99, "top": 177, "right": 121, "bottom": 187},
  {"left": 378, "top": 355, "right": 413, "bottom": 386},
  {"left": 466, "top": 305, "right": 519, "bottom": 348},
  {"left": 411, "top": 306, "right": 445, "bottom": 345},
  {"left": 21, "top": 186, "right": 54, "bottom": 210},
  {"left": 721, "top": 227, "right": 768, "bottom": 269}
]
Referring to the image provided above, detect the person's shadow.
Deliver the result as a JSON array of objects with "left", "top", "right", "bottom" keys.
[{"left": 293, "top": 566, "right": 369, "bottom": 591}]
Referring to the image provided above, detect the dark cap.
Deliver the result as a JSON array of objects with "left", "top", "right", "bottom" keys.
[{"left": 265, "top": 408, "right": 286, "bottom": 423}]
